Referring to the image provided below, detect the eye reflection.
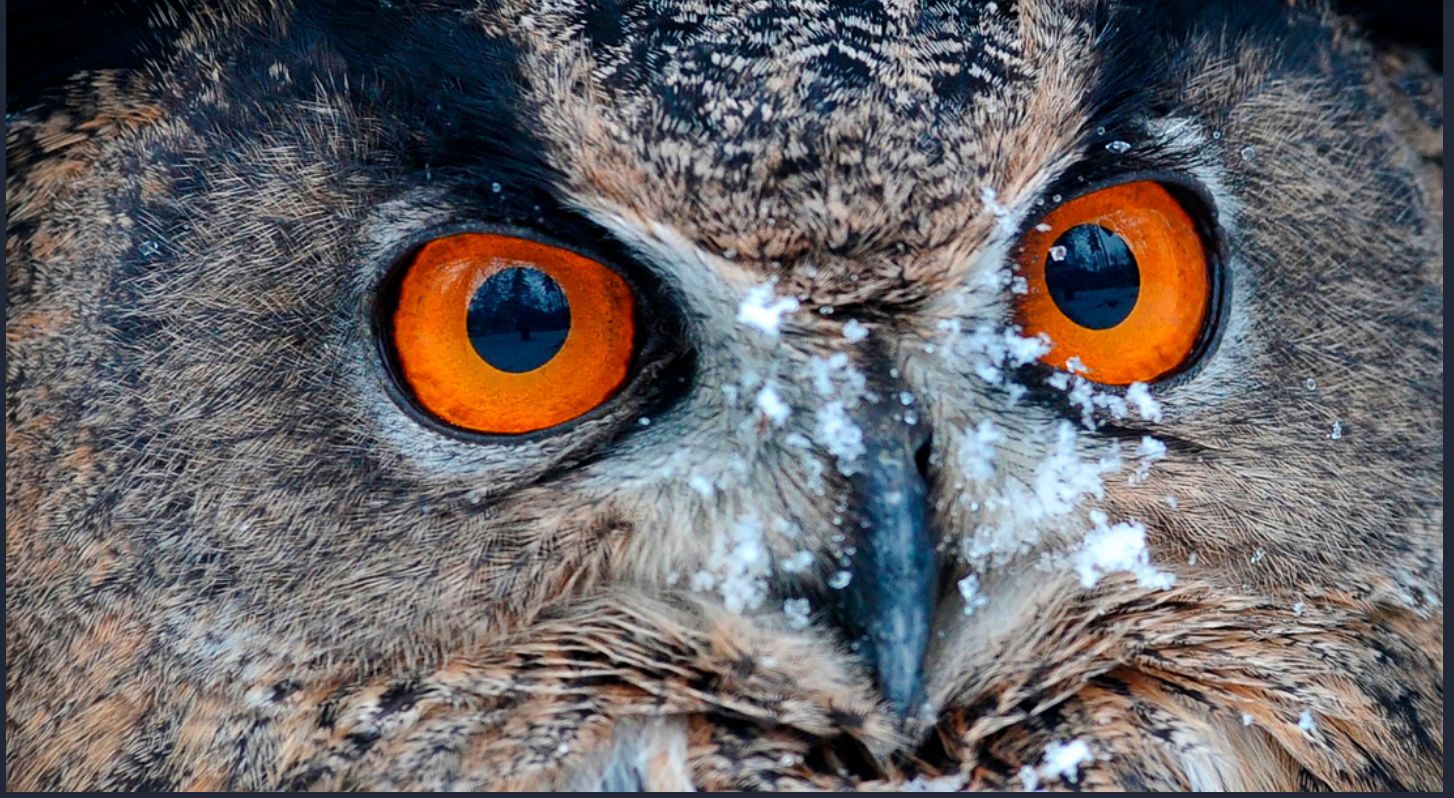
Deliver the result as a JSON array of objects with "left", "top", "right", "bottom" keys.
[
  {"left": 466, "top": 266, "right": 571, "bottom": 373},
  {"left": 1044, "top": 223, "right": 1140, "bottom": 330}
]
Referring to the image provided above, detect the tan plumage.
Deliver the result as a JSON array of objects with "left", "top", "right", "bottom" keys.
[{"left": 6, "top": 0, "right": 1442, "bottom": 790}]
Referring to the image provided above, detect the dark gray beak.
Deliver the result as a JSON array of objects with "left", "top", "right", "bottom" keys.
[{"left": 841, "top": 393, "right": 938, "bottom": 718}]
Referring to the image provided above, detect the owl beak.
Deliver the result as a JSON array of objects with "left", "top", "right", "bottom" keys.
[{"left": 841, "top": 398, "right": 938, "bottom": 720}]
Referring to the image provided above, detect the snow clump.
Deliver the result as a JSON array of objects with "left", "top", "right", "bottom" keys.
[
  {"left": 957, "top": 573, "right": 989, "bottom": 616},
  {"left": 1072, "top": 512, "right": 1175, "bottom": 590},
  {"left": 1038, "top": 739, "right": 1093, "bottom": 785},
  {"left": 1125, "top": 382, "right": 1163, "bottom": 422},
  {"left": 736, "top": 283, "right": 799, "bottom": 335},
  {"left": 958, "top": 419, "right": 1002, "bottom": 484},
  {"left": 783, "top": 598, "right": 812, "bottom": 629},
  {"left": 693, "top": 515, "right": 772, "bottom": 614},
  {"left": 755, "top": 384, "right": 791, "bottom": 426},
  {"left": 980, "top": 185, "right": 1018, "bottom": 234},
  {"left": 814, "top": 401, "right": 866, "bottom": 476}
]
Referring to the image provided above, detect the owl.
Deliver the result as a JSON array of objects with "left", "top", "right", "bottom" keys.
[{"left": 6, "top": 0, "right": 1442, "bottom": 790}]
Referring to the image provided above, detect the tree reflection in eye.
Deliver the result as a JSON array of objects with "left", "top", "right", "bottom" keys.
[
  {"left": 466, "top": 266, "right": 572, "bottom": 373},
  {"left": 1044, "top": 223, "right": 1140, "bottom": 330}
]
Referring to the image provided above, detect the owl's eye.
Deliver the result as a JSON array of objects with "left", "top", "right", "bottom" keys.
[
  {"left": 1014, "top": 181, "right": 1212, "bottom": 385},
  {"left": 386, "top": 233, "right": 636, "bottom": 434}
]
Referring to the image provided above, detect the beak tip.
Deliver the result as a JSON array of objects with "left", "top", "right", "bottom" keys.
[{"left": 867, "top": 612, "right": 931, "bottom": 720}]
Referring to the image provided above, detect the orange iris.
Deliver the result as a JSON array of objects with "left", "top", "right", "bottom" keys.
[
  {"left": 1014, "top": 181, "right": 1210, "bottom": 385},
  {"left": 391, "top": 233, "right": 636, "bottom": 434}
]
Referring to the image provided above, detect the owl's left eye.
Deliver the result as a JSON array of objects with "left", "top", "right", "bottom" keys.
[
  {"left": 384, "top": 232, "right": 637, "bottom": 434},
  {"left": 1013, "top": 181, "right": 1213, "bottom": 385}
]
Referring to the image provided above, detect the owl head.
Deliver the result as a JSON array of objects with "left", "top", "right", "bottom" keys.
[{"left": 7, "top": 0, "right": 1441, "bottom": 790}]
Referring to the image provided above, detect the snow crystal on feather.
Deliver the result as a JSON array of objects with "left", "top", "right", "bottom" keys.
[
  {"left": 1039, "top": 739, "right": 1092, "bottom": 784},
  {"left": 963, "top": 421, "right": 1123, "bottom": 561},
  {"left": 958, "top": 419, "right": 1002, "bottom": 484},
  {"left": 755, "top": 384, "right": 791, "bottom": 425},
  {"left": 736, "top": 283, "right": 799, "bottom": 335},
  {"left": 1072, "top": 512, "right": 1175, "bottom": 590},
  {"left": 814, "top": 401, "right": 865, "bottom": 476},
  {"left": 693, "top": 515, "right": 771, "bottom": 614}
]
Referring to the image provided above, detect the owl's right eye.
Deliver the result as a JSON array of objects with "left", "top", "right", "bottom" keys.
[
  {"left": 1013, "top": 181, "right": 1214, "bottom": 385},
  {"left": 384, "top": 233, "right": 638, "bottom": 435}
]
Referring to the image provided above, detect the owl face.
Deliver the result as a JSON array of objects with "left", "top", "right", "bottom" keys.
[{"left": 6, "top": 0, "right": 1442, "bottom": 790}]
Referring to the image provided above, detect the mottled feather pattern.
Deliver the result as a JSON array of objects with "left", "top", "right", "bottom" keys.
[{"left": 6, "top": 0, "right": 1442, "bottom": 791}]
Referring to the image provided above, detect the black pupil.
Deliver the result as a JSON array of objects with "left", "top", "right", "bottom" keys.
[
  {"left": 467, "top": 267, "right": 571, "bottom": 373},
  {"left": 1044, "top": 224, "right": 1140, "bottom": 330}
]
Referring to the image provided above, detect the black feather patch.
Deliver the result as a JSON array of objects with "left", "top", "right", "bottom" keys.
[{"left": 6, "top": 0, "right": 199, "bottom": 113}]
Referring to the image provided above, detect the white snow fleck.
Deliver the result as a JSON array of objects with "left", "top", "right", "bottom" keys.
[
  {"left": 807, "top": 353, "right": 866, "bottom": 400},
  {"left": 783, "top": 598, "right": 812, "bottom": 629},
  {"left": 1036, "top": 423, "right": 1116, "bottom": 517},
  {"left": 1048, "top": 245, "right": 1068, "bottom": 262},
  {"left": 1125, "top": 382, "right": 1163, "bottom": 422},
  {"left": 1040, "top": 739, "right": 1092, "bottom": 784},
  {"left": 842, "top": 319, "right": 870, "bottom": 342},
  {"left": 1129, "top": 435, "right": 1167, "bottom": 485},
  {"left": 1239, "top": 145, "right": 1256, "bottom": 161},
  {"left": 1073, "top": 515, "right": 1175, "bottom": 590},
  {"left": 1138, "top": 435, "right": 1167, "bottom": 460},
  {"left": 1292, "top": 601, "right": 1306, "bottom": 616},
  {"left": 1250, "top": 548, "right": 1266, "bottom": 565},
  {"left": 1330, "top": 420, "right": 1342, "bottom": 440},
  {"left": 1305, "top": 377, "right": 1317, "bottom": 391},
  {"left": 958, "top": 419, "right": 1002, "bottom": 484},
  {"left": 827, "top": 570, "right": 853, "bottom": 590},
  {"left": 957, "top": 573, "right": 989, "bottom": 615},
  {"left": 637, "top": 417, "right": 652, "bottom": 426},
  {"left": 1298, "top": 711, "right": 1317, "bottom": 733},
  {"left": 1063, "top": 356, "right": 1089, "bottom": 374},
  {"left": 755, "top": 385, "right": 791, "bottom": 426},
  {"left": 980, "top": 185, "right": 1018, "bottom": 234},
  {"left": 490, "top": 182, "right": 502, "bottom": 193},
  {"left": 1106, "top": 140, "right": 1132, "bottom": 154},
  {"left": 780, "top": 550, "right": 815, "bottom": 574},
  {"left": 814, "top": 401, "right": 866, "bottom": 476},
  {"left": 1187, "top": 550, "right": 1197, "bottom": 565},
  {"left": 688, "top": 474, "right": 715, "bottom": 498},
  {"left": 1242, "top": 713, "right": 1254, "bottom": 726},
  {"left": 736, "top": 283, "right": 800, "bottom": 335},
  {"left": 700, "top": 515, "right": 772, "bottom": 614},
  {"left": 1035, "top": 223, "right": 1053, "bottom": 233},
  {"left": 1018, "top": 765, "right": 1040, "bottom": 791}
]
